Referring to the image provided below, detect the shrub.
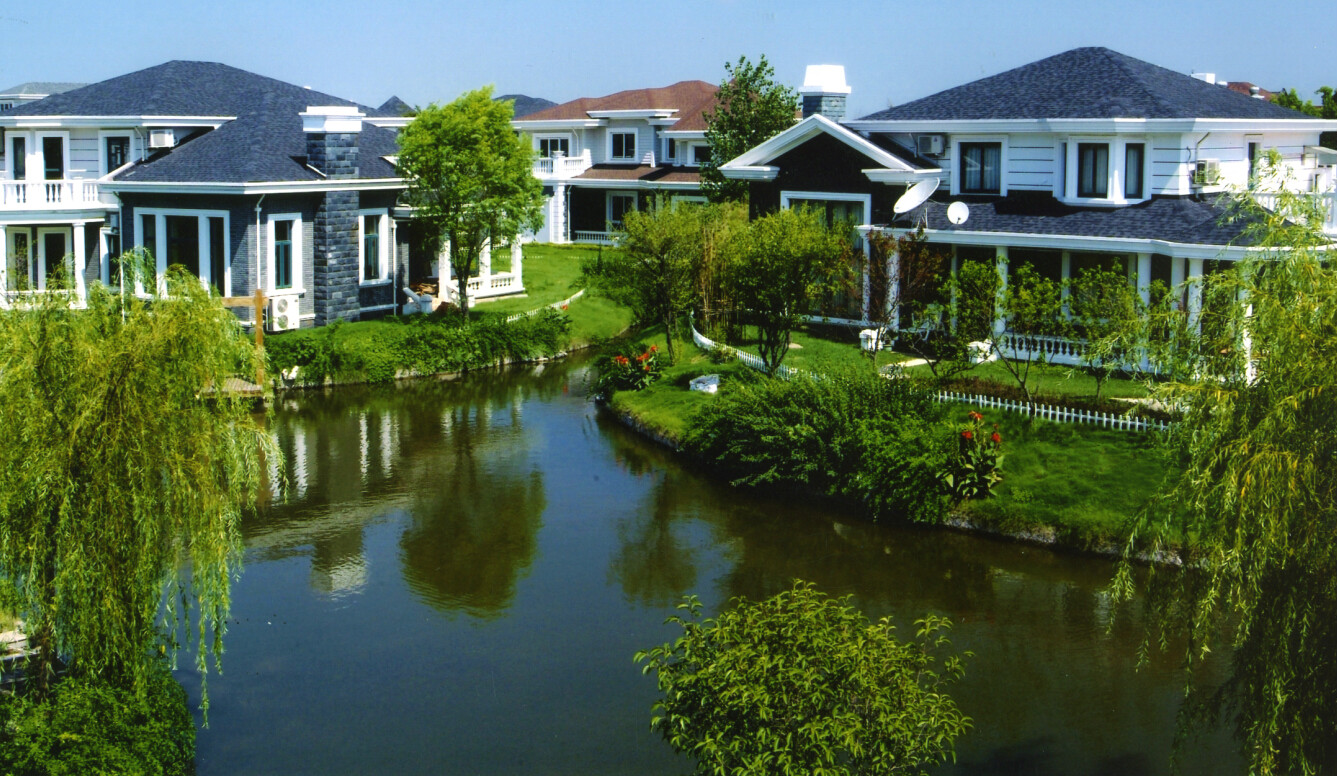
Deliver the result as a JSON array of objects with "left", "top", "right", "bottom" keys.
[
  {"left": 940, "top": 411, "right": 1004, "bottom": 499},
  {"left": 635, "top": 581, "right": 972, "bottom": 776},
  {"left": 593, "top": 341, "right": 662, "bottom": 396},
  {"left": 686, "top": 366, "right": 952, "bottom": 522},
  {"left": 0, "top": 661, "right": 195, "bottom": 775}
]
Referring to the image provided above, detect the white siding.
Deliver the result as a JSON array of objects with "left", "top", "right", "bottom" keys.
[
  {"left": 1007, "top": 138, "right": 1055, "bottom": 191},
  {"left": 68, "top": 129, "right": 98, "bottom": 179}
]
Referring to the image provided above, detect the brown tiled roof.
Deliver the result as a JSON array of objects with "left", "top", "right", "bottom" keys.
[
  {"left": 575, "top": 165, "right": 703, "bottom": 184},
  {"left": 1225, "top": 81, "right": 1274, "bottom": 100},
  {"left": 520, "top": 81, "right": 717, "bottom": 124}
]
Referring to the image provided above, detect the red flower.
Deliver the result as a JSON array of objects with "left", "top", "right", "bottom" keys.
[
  {"left": 650, "top": 344, "right": 658, "bottom": 352},
  {"left": 560, "top": 304, "right": 569, "bottom": 310},
  {"left": 969, "top": 411, "right": 983, "bottom": 421},
  {"left": 643, "top": 364, "right": 651, "bottom": 372},
  {"left": 962, "top": 430, "right": 974, "bottom": 440},
  {"left": 991, "top": 432, "right": 1001, "bottom": 444},
  {"left": 637, "top": 353, "right": 647, "bottom": 362}
]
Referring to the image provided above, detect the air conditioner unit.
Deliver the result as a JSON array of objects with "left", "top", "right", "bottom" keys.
[
  {"left": 1193, "top": 159, "right": 1221, "bottom": 186},
  {"left": 266, "top": 294, "right": 301, "bottom": 332},
  {"left": 916, "top": 134, "right": 945, "bottom": 157},
  {"left": 148, "top": 129, "right": 176, "bottom": 149}
]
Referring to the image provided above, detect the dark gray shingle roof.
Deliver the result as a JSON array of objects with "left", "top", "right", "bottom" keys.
[
  {"left": 7, "top": 61, "right": 400, "bottom": 184},
  {"left": 0, "top": 81, "right": 86, "bottom": 97},
  {"left": 859, "top": 48, "right": 1310, "bottom": 122},
  {"left": 899, "top": 193, "right": 1257, "bottom": 247}
]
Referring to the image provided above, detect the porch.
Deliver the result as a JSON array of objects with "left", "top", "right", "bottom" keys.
[
  {"left": 531, "top": 150, "right": 593, "bottom": 180},
  {"left": 434, "top": 238, "right": 527, "bottom": 307},
  {"left": 0, "top": 180, "right": 103, "bottom": 211}
]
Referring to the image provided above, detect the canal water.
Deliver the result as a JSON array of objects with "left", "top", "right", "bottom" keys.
[{"left": 189, "top": 356, "right": 1237, "bottom": 774}]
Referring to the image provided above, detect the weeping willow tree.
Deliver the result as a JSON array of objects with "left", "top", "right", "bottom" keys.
[
  {"left": 1112, "top": 154, "right": 1337, "bottom": 774},
  {"left": 0, "top": 258, "right": 272, "bottom": 703}
]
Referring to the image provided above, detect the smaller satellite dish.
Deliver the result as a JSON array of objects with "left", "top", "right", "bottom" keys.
[
  {"left": 893, "top": 178, "right": 939, "bottom": 215},
  {"left": 946, "top": 201, "right": 970, "bottom": 225}
]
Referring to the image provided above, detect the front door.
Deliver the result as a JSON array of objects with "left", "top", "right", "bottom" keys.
[
  {"left": 5, "top": 228, "right": 32, "bottom": 290},
  {"left": 36, "top": 228, "right": 70, "bottom": 291}
]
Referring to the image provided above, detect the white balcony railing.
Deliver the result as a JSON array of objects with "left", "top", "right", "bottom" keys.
[
  {"left": 0, "top": 180, "right": 102, "bottom": 210},
  {"left": 571, "top": 230, "right": 616, "bottom": 245},
  {"left": 1252, "top": 190, "right": 1337, "bottom": 234},
  {"left": 531, "top": 150, "right": 592, "bottom": 179}
]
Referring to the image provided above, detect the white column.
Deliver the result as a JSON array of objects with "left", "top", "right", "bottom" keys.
[
  {"left": 886, "top": 246, "right": 900, "bottom": 331},
  {"left": 949, "top": 246, "right": 959, "bottom": 332},
  {"left": 511, "top": 240, "right": 523, "bottom": 282},
  {"left": 72, "top": 223, "right": 86, "bottom": 301},
  {"left": 1060, "top": 251, "right": 1072, "bottom": 316},
  {"left": 552, "top": 183, "right": 567, "bottom": 244},
  {"left": 198, "top": 215, "right": 212, "bottom": 290},
  {"left": 437, "top": 237, "right": 452, "bottom": 302},
  {"left": 861, "top": 261, "right": 871, "bottom": 321},
  {"left": 1187, "top": 258, "right": 1204, "bottom": 333},
  {"left": 1169, "top": 257, "right": 1186, "bottom": 309},
  {"left": 1136, "top": 252, "right": 1152, "bottom": 306},
  {"left": 479, "top": 237, "right": 492, "bottom": 277},
  {"left": 155, "top": 214, "right": 167, "bottom": 294},
  {"left": 994, "top": 246, "right": 1009, "bottom": 336},
  {"left": 0, "top": 225, "right": 7, "bottom": 294}
]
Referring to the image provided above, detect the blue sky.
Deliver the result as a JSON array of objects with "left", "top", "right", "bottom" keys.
[{"left": 3, "top": 0, "right": 1332, "bottom": 117}]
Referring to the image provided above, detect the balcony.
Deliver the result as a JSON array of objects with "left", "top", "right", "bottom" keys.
[
  {"left": 531, "top": 150, "right": 592, "bottom": 180},
  {"left": 0, "top": 180, "right": 103, "bottom": 212},
  {"left": 1253, "top": 190, "right": 1337, "bottom": 234}
]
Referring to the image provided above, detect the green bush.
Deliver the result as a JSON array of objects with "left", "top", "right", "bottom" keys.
[
  {"left": 592, "top": 341, "right": 663, "bottom": 397},
  {"left": 686, "top": 366, "right": 953, "bottom": 522},
  {"left": 0, "top": 662, "right": 195, "bottom": 775},
  {"left": 265, "top": 310, "right": 569, "bottom": 386}
]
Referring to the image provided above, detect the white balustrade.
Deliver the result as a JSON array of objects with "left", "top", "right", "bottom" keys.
[
  {"left": 572, "top": 230, "right": 616, "bottom": 245},
  {"left": 0, "top": 180, "right": 102, "bottom": 210},
  {"left": 531, "top": 150, "right": 592, "bottom": 179}
]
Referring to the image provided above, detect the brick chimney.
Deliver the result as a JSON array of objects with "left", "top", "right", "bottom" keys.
[
  {"left": 302, "top": 106, "right": 364, "bottom": 324},
  {"left": 800, "top": 65, "right": 851, "bottom": 122}
]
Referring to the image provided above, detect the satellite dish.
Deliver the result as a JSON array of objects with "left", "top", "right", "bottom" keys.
[
  {"left": 947, "top": 201, "right": 970, "bottom": 225},
  {"left": 893, "top": 178, "right": 939, "bottom": 215}
]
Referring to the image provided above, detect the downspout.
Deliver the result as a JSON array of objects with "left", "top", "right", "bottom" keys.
[
  {"left": 391, "top": 217, "right": 398, "bottom": 317},
  {"left": 1192, "top": 132, "right": 1212, "bottom": 192}
]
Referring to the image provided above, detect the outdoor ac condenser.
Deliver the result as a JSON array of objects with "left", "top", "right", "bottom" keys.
[{"left": 267, "top": 294, "right": 301, "bottom": 332}]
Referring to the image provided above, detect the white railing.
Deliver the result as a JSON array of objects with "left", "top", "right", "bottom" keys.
[
  {"left": 0, "top": 180, "right": 101, "bottom": 210},
  {"left": 531, "top": 150, "right": 592, "bottom": 179},
  {"left": 462, "top": 271, "right": 522, "bottom": 300},
  {"left": 505, "top": 289, "right": 586, "bottom": 323},
  {"left": 998, "top": 332, "right": 1090, "bottom": 366},
  {"left": 936, "top": 390, "right": 1169, "bottom": 432},
  {"left": 1253, "top": 190, "right": 1337, "bottom": 234},
  {"left": 572, "top": 230, "right": 616, "bottom": 245},
  {"left": 689, "top": 319, "right": 1165, "bottom": 433}
]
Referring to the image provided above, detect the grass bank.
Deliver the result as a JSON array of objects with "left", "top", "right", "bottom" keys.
[{"left": 605, "top": 331, "right": 1173, "bottom": 554}]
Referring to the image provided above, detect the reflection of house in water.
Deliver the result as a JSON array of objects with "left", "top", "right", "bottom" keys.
[{"left": 250, "top": 380, "right": 542, "bottom": 612}]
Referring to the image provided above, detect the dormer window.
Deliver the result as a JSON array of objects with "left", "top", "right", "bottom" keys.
[
  {"left": 959, "top": 142, "right": 1001, "bottom": 194},
  {"left": 1077, "top": 143, "right": 1109, "bottom": 198},
  {"left": 610, "top": 131, "right": 636, "bottom": 162}
]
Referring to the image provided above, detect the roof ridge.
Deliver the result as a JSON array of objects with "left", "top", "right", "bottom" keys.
[{"left": 1099, "top": 48, "right": 1188, "bottom": 118}]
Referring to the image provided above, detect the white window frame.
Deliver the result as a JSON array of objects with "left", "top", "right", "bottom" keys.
[
  {"left": 358, "top": 209, "right": 391, "bottom": 285},
  {"left": 951, "top": 136, "right": 1008, "bottom": 196},
  {"left": 5, "top": 131, "right": 33, "bottom": 181},
  {"left": 267, "top": 213, "right": 304, "bottom": 294},
  {"left": 5, "top": 226, "right": 33, "bottom": 290},
  {"left": 1061, "top": 136, "right": 1149, "bottom": 206},
  {"left": 134, "top": 207, "right": 231, "bottom": 293},
  {"left": 607, "top": 191, "right": 638, "bottom": 227},
  {"left": 609, "top": 130, "right": 637, "bottom": 162},
  {"left": 689, "top": 144, "right": 711, "bottom": 167},
  {"left": 536, "top": 134, "right": 572, "bottom": 158},
  {"left": 33, "top": 131, "right": 71, "bottom": 182},
  {"left": 98, "top": 130, "right": 134, "bottom": 177},
  {"left": 780, "top": 190, "right": 873, "bottom": 254},
  {"left": 663, "top": 137, "right": 678, "bottom": 163},
  {"left": 34, "top": 226, "right": 71, "bottom": 292}
]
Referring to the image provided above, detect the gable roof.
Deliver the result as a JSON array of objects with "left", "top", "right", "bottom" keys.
[
  {"left": 4, "top": 61, "right": 401, "bottom": 184},
  {"left": 721, "top": 113, "right": 938, "bottom": 182},
  {"left": 0, "top": 81, "right": 86, "bottom": 98},
  {"left": 858, "top": 47, "right": 1310, "bottom": 122},
  {"left": 517, "top": 80, "right": 717, "bottom": 130},
  {"left": 496, "top": 94, "right": 556, "bottom": 119}
]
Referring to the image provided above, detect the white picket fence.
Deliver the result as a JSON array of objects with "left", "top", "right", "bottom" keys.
[
  {"left": 689, "top": 320, "right": 1167, "bottom": 433},
  {"left": 505, "top": 289, "right": 586, "bottom": 323}
]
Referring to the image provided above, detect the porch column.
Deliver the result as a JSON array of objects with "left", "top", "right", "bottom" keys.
[
  {"left": 1060, "top": 251, "right": 1072, "bottom": 316},
  {"left": 437, "top": 237, "right": 452, "bottom": 302},
  {"left": 886, "top": 245, "right": 900, "bottom": 331},
  {"left": 0, "top": 225, "right": 7, "bottom": 294},
  {"left": 479, "top": 237, "right": 492, "bottom": 278},
  {"left": 1136, "top": 252, "right": 1152, "bottom": 306},
  {"left": 98, "top": 227, "right": 111, "bottom": 285},
  {"left": 72, "top": 222, "right": 87, "bottom": 301},
  {"left": 994, "top": 247, "right": 1008, "bottom": 336},
  {"left": 511, "top": 240, "right": 523, "bottom": 282},
  {"left": 1169, "top": 257, "right": 1186, "bottom": 309},
  {"left": 552, "top": 183, "right": 568, "bottom": 244},
  {"left": 1186, "top": 258, "right": 1204, "bottom": 333},
  {"left": 949, "top": 246, "right": 959, "bottom": 331},
  {"left": 861, "top": 260, "right": 871, "bottom": 322}
]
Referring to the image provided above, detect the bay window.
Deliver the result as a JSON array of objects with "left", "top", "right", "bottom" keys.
[{"left": 1077, "top": 143, "right": 1109, "bottom": 198}]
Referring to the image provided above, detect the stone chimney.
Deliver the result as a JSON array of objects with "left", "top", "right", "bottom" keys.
[
  {"left": 800, "top": 65, "right": 851, "bottom": 121},
  {"left": 301, "top": 106, "right": 363, "bottom": 178},
  {"left": 302, "top": 106, "right": 364, "bottom": 324}
]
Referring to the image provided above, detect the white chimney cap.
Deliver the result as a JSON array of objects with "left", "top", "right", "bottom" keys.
[
  {"left": 1190, "top": 71, "right": 1216, "bottom": 84},
  {"left": 300, "top": 105, "right": 365, "bottom": 133},
  {"left": 800, "top": 65, "right": 851, "bottom": 95}
]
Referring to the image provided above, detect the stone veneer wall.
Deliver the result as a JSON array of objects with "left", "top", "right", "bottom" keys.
[
  {"left": 308, "top": 131, "right": 361, "bottom": 325},
  {"left": 801, "top": 94, "right": 847, "bottom": 122}
]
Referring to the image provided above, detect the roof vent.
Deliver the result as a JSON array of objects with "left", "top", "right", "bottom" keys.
[{"left": 1190, "top": 71, "right": 1216, "bottom": 84}]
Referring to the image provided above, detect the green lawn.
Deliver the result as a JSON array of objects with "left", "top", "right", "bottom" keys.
[
  {"left": 471, "top": 243, "right": 632, "bottom": 344},
  {"left": 609, "top": 331, "right": 746, "bottom": 442},
  {"left": 906, "top": 358, "right": 1151, "bottom": 400},
  {"left": 721, "top": 324, "right": 913, "bottom": 372}
]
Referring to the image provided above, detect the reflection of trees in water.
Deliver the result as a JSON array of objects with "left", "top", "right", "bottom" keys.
[
  {"left": 246, "top": 361, "right": 574, "bottom": 607},
  {"left": 608, "top": 472, "right": 698, "bottom": 608}
]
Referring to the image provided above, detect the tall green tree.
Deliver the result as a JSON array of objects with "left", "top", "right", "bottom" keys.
[
  {"left": 396, "top": 86, "right": 545, "bottom": 317},
  {"left": 636, "top": 581, "right": 971, "bottom": 775},
  {"left": 1066, "top": 265, "right": 1148, "bottom": 402},
  {"left": 729, "top": 207, "right": 851, "bottom": 374},
  {"left": 701, "top": 55, "right": 798, "bottom": 202},
  {"left": 1112, "top": 155, "right": 1337, "bottom": 774},
  {"left": 0, "top": 264, "right": 272, "bottom": 701},
  {"left": 590, "top": 199, "right": 746, "bottom": 362}
]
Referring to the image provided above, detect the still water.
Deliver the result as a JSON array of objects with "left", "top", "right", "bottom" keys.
[{"left": 190, "top": 356, "right": 1237, "bottom": 774}]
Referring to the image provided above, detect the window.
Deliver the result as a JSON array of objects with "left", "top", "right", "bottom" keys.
[
  {"left": 610, "top": 132, "right": 636, "bottom": 161},
  {"left": 271, "top": 218, "right": 298, "bottom": 291},
  {"left": 959, "top": 142, "right": 1001, "bottom": 194},
  {"left": 140, "top": 214, "right": 156, "bottom": 262},
  {"left": 165, "top": 215, "right": 200, "bottom": 278},
  {"left": 105, "top": 136, "right": 129, "bottom": 174},
  {"left": 1124, "top": 143, "right": 1144, "bottom": 199},
  {"left": 608, "top": 193, "right": 636, "bottom": 226},
  {"left": 360, "top": 212, "right": 387, "bottom": 283},
  {"left": 11, "top": 137, "right": 25, "bottom": 179},
  {"left": 42, "top": 137, "right": 64, "bottom": 180},
  {"left": 538, "top": 137, "right": 569, "bottom": 158},
  {"left": 691, "top": 145, "right": 710, "bottom": 166},
  {"left": 665, "top": 138, "right": 678, "bottom": 161},
  {"left": 1077, "top": 143, "right": 1109, "bottom": 198}
]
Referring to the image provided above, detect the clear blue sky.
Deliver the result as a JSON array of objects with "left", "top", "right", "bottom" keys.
[{"left": 3, "top": 0, "right": 1332, "bottom": 117}]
